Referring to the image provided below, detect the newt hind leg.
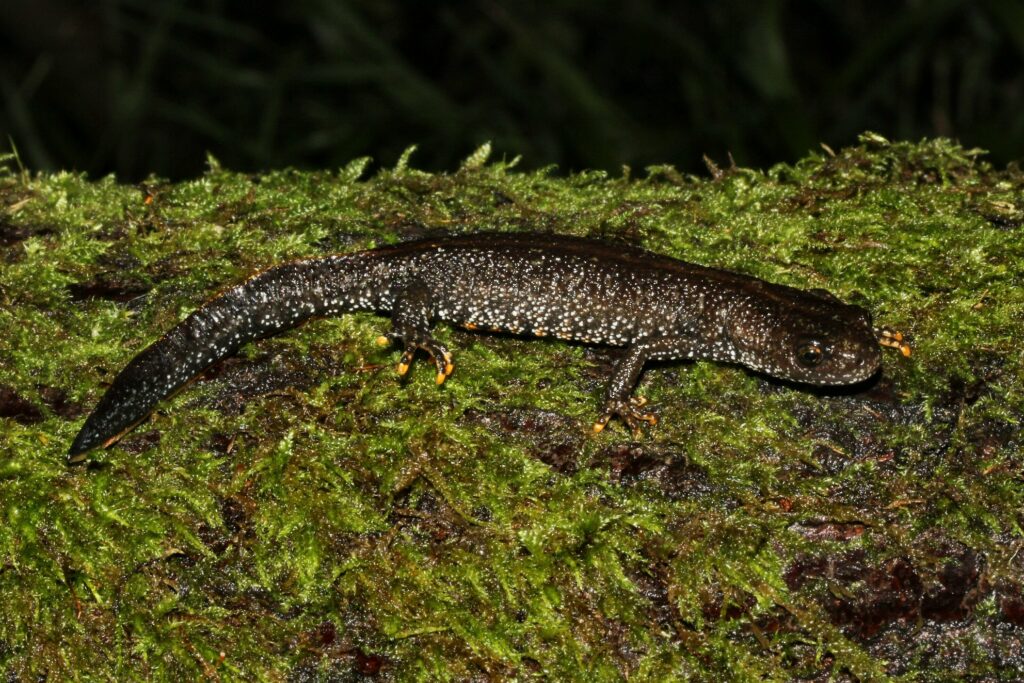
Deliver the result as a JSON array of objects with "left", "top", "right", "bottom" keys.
[{"left": 377, "top": 282, "right": 454, "bottom": 385}]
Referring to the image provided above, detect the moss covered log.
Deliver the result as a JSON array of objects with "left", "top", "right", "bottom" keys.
[{"left": 1, "top": 136, "right": 1022, "bottom": 679}]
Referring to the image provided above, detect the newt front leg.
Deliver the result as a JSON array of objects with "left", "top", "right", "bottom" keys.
[{"left": 593, "top": 335, "right": 703, "bottom": 434}]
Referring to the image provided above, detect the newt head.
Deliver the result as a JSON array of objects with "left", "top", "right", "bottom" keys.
[{"left": 725, "top": 287, "right": 886, "bottom": 386}]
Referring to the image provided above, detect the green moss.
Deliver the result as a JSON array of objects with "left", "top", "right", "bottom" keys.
[{"left": 1, "top": 136, "right": 1022, "bottom": 679}]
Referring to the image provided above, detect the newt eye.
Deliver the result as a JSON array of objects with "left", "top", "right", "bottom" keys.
[{"left": 796, "top": 340, "right": 825, "bottom": 367}]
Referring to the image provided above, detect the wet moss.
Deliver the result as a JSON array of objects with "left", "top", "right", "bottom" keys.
[{"left": 1, "top": 135, "right": 1022, "bottom": 679}]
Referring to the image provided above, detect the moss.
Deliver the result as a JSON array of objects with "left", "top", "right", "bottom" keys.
[{"left": 1, "top": 135, "right": 1022, "bottom": 679}]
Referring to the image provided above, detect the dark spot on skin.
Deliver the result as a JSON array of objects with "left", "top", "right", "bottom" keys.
[{"left": 0, "top": 385, "right": 43, "bottom": 424}]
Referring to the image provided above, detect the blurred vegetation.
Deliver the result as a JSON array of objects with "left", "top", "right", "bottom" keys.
[{"left": 3, "top": 0, "right": 1024, "bottom": 180}]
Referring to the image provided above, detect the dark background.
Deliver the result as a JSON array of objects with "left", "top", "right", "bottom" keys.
[{"left": 3, "top": 0, "right": 1023, "bottom": 181}]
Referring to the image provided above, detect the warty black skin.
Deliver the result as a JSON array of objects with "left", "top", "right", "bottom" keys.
[{"left": 68, "top": 232, "right": 886, "bottom": 462}]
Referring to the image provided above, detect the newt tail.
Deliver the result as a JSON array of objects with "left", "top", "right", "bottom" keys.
[
  {"left": 68, "top": 255, "right": 391, "bottom": 461},
  {"left": 69, "top": 233, "right": 905, "bottom": 463}
]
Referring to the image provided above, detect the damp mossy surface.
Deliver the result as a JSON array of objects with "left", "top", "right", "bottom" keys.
[{"left": 1, "top": 137, "right": 1022, "bottom": 680}]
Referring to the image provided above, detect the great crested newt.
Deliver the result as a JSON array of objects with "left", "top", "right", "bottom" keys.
[{"left": 67, "top": 232, "right": 910, "bottom": 462}]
